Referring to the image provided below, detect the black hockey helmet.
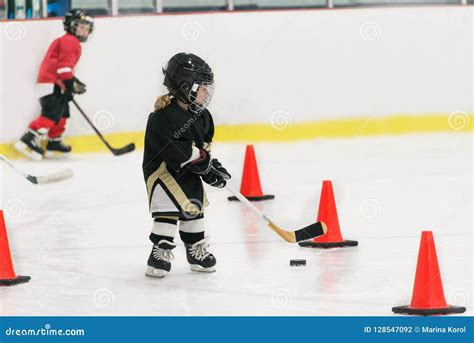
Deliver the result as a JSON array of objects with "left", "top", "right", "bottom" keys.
[
  {"left": 163, "top": 53, "right": 214, "bottom": 113},
  {"left": 63, "top": 8, "right": 94, "bottom": 42}
]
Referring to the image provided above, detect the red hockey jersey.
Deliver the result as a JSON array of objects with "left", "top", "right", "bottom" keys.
[{"left": 36, "top": 33, "right": 82, "bottom": 97}]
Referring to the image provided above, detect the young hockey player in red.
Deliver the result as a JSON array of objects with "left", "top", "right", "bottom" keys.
[
  {"left": 143, "top": 53, "right": 231, "bottom": 278},
  {"left": 15, "top": 9, "right": 94, "bottom": 160}
]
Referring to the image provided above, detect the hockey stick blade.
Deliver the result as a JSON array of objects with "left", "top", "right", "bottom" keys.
[
  {"left": 225, "top": 185, "right": 327, "bottom": 243},
  {"left": 111, "top": 143, "right": 136, "bottom": 156},
  {"left": 26, "top": 169, "right": 73, "bottom": 185},
  {"left": 267, "top": 220, "right": 327, "bottom": 243},
  {"left": 1, "top": 154, "right": 73, "bottom": 185},
  {"left": 294, "top": 221, "right": 327, "bottom": 242},
  {"left": 72, "top": 100, "right": 135, "bottom": 156}
]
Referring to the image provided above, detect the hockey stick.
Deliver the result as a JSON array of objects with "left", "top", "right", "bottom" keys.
[
  {"left": 0, "top": 154, "right": 73, "bottom": 185},
  {"left": 226, "top": 185, "right": 327, "bottom": 243},
  {"left": 71, "top": 99, "right": 135, "bottom": 156}
]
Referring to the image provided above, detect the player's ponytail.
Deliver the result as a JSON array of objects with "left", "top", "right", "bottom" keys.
[{"left": 154, "top": 93, "right": 173, "bottom": 111}]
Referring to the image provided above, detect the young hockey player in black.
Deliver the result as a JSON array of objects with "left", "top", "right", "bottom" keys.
[{"left": 143, "top": 53, "right": 231, "bottom": 278}]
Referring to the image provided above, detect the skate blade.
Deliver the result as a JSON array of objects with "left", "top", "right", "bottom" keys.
[
  {"left": 190, "top": 264, "right": 216, "bottom": 273},
  {"left": 145, "top": 266, "right": 168, "bottom": 278},
  {"left": 44, "top": 151, "right": 71, "bottom": 159},
  {"left": 14, "top": 141, "right": 43, "bottom": 161}
]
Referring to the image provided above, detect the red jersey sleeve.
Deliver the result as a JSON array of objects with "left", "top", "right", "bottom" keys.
[{"left": 57, "top": 34, "right": 82, "bottom": 81}]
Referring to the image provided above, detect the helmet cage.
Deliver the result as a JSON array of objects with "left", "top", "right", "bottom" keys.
[
  {"left": 162, "top": 53, "right": 214, "bottom": 113},
  {"left": 64, "top": 10, "right": 94, "bottom": 42},
  {"left": 187, "top": 81, "right": 214, "bottom": 114}
]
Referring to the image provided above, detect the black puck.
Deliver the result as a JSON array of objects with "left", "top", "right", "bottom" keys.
[{"left": 290, "top": 259, "right": 306, "bottom": 266}]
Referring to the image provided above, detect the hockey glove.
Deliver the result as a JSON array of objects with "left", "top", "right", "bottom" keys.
[
  {"left": 201, "top": 169, "right": 227, "bottom": 188},
  {"left": 211, "top": 159, "right": 231, "bottom": 180},
  {"left": 73, "top": 77, "right": 87, "bottom": 94},
  {"left": 185, "top": 150, "right": 227, "bottom": 188},
  {"left": 62, "top": 79, "right": 75, "bottom": 101},
  {"left": 186, "top": 149, "right": 212, "bottom": 175},
  {"left": 63, "top": 78, "right": 87, "bottom": 100}
]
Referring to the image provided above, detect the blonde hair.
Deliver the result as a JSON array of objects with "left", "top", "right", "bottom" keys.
[{"left": 154, "top": 93, "right": 173, "bottom": 111}]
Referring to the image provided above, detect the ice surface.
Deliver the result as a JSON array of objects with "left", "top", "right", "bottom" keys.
[{"left": 0, "top": 133, "right": 472, "bottom": 315}]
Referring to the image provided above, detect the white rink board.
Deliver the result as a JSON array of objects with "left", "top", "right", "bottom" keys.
[
  {"left": 0, "top": 133, "right": 471, "bottom": 315},
  {"left": 0, "top": 6, "right": 472, "bottom": 142}
]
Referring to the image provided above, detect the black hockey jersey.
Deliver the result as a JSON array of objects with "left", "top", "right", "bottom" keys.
[{"left": 142, "top": 100, "right": 214, "bottom": 218}]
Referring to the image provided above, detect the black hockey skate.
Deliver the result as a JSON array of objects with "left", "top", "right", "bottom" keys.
[
  {"left": 185, "top": 237, "right": 216, "bottom": 273},
  {"left": 14, "top": 129, "right": 44, "bottom": 161},
  {"left": 45, "top": 137, "right": 72, "bottom": 159},
  {"left": 145, "top": 240, "right": 176, "bottom": 278}
]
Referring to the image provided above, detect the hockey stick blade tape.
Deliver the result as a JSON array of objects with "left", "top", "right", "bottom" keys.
[{"left": 294, "top": 222, "right": 325, "bottom": 242}]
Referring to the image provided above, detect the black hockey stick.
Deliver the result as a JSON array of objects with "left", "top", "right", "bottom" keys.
[
  {"left": 71, "top": 99, "right": 135, "bottom": 156},
  {"left": 226, "top": 185, "right": 327, "bottom": 243},
  {"left": 0, "top": 154, "right": 73, "bottom": 184}
]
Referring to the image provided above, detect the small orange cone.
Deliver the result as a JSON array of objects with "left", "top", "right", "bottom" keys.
[
  {"left": 228, "top": 145, "right": 274, "bottom": 201},
  {"left": 392, "top": 231, "right": 466, "bottom": 315},
  {"left": 0, "top": 210, "right": 30, "bottom": 286},
  {"left": 299, "top": 180, "right": 357, "bottom": 248}
]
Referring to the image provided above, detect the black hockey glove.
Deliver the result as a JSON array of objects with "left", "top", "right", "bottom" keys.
[
  {"left": 201, "top": 169, "right": 227, "bottom": 188},
  {"left": 62, "top": 79, "right": 75, "bottom": 101},
  {"left": 211, "top": 159, "right": 231, "bottom": 180},
  {"left": 186, "top": 150, "right": 227, "bottom": 188},
  {"left": 73, "top": 77, "right": 87, "bottom": 94},
  {"left": 63, "top": 78, "right": 87, "bottom": 100},
  {"left": 186, "top": 149, "right": 212, "bottom": 175}
]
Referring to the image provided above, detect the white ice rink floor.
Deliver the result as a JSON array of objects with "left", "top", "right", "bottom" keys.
[{"left": 0, "top": 133, "right": 472, "bottom": 316}]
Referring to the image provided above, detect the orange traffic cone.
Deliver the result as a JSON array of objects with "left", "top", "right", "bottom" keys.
[
  {"left": 392, "top": 231, "right": 466, "bottom": 315},
  {"left": 299, "top": 180, "right": 357, "bottom": 248},
  {"left": 0, "top": 210, "right": 30, "bottom": 286},
  {"left": 228, "top": 145, "right": 274, "bottom": 201}
]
